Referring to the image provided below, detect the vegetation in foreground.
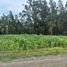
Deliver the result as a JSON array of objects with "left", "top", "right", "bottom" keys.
[
  {"left": 0, "top": 35, "right": 67, "bottom": 61},
  {"left": 0, "top": 35, "right": 67, "bottom": 50},
  {"left": 0, "top": 47, "right": 67, "bottom": 61}
]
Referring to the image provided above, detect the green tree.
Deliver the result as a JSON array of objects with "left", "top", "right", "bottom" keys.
[
  {"left": 48, "top": 0, "right": 58, "bottom": 35},
  {"left": 21, "top": 0, "right": 49, "bottom": 34}
]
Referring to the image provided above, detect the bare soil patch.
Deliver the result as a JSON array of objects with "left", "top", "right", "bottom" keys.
[{"left": 0, "top": 55, "right": 67, "bottom": 67}]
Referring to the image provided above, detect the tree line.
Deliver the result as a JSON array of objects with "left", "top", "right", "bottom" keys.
[{"left": 0, "top": 0, "right": 67, "bottom": 35}]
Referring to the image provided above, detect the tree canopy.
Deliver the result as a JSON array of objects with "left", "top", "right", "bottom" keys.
[{"left": 0, "top": 0, "right": 67, "bottom": 35}]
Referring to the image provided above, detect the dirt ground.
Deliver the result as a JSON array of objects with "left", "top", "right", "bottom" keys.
[{"left": 0, "top": 55, "right": 67, "bottom": 67}]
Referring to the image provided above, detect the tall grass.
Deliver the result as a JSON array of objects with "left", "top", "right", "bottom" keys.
[{"left": 0, "top": 34, "right": 67, "bottom": 51}]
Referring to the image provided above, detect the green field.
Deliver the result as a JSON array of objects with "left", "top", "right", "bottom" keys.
[{"left": 0, "top": 35, "right": 67, "bottom": 61}]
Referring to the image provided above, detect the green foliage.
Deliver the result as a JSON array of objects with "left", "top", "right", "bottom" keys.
[
  {"left": 0, "top": 35, "right": 67, "bottom": 51},
  {"left": 0, "top": 35, "right": 67, "bottom": 61},
  {"left": 0, "top": 0, "right": 67, "bottom": 35}
]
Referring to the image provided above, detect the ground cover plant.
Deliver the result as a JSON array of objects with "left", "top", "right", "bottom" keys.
[{"left": 0, "top": 34, "right": 67, "bottom": 61}]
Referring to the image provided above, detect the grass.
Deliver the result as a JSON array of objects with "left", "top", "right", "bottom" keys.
[
  {"left": 0, "top": 34, "right": 67, "bottom": 61},
  {"left": 0, "top": 47, "right": 67, "bottom": 61}
]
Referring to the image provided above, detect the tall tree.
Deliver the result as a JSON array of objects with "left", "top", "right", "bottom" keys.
[
  {"left": 21, "top": 0, "right": 49, "bottom": 34},
  {"left": 48, "top": 0, "right": 58, "bottom": 35},
  {"left": 57, "top": 0, "right": 65, "bottom": 34}
]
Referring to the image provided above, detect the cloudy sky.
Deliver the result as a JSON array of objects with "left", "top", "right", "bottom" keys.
[{"left": 0, "top": 0, "right": 66, "bottom": 15}]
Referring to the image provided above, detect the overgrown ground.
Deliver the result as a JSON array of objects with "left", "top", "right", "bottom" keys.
[{"left": 0, "top": 34, "right": 67, "bottom": 61}]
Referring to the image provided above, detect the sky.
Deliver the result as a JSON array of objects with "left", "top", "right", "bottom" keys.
[{"left": 0, "top": 0, "right": 66, "bottom": 15}]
